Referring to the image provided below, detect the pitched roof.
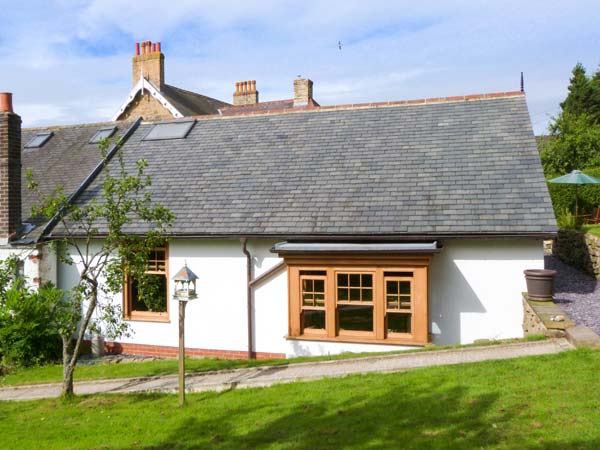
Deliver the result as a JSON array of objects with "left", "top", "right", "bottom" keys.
[
  {"left": 161, "top": 84, "right": 230, "bottom": 116},
  {"left": 20, "top": 121, "right": 133, "bottom": 240},
  {"left": 219, "top": 98, "right": 320, "bottom": 116},
  {"left": 54, "top": 92, "right": 557, "bottom": 239}
]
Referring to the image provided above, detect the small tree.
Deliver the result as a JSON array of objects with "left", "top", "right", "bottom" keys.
[{"left": 27, "top": 138, "right": 174, "bottom": 398}]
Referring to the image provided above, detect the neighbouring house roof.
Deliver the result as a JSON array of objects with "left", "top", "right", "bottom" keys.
[
  {"left": 112, "top": 77, "right": 229, "bottom": 121},
  {"left": 19, "top": 121, "right": 133, "bottom": 241},
  {"left": 219, "top": 98, "right": 320, "bottom": 116},
  {"left": 52, "top": 91, "right": 557, "bottom": 239}
]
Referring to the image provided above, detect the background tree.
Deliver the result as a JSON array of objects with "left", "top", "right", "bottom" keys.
[
  {"left": 541, "top": 63, "right": 600, "bottom": 176},
  {"left": 27, "top": 138, "right": 174, "bottom": 399}
]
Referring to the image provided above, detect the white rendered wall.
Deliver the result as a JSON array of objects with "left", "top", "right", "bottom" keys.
[
  {"left": 428, "top": 239, "right": 544, "bottom": 345},
  {"left": 56, "top": 238, "right": 544, "bottom": 357}
]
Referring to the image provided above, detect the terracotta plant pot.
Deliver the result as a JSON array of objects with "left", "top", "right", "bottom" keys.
[{"left": 524, "top": 269, "right": 557, "bottom": 301}]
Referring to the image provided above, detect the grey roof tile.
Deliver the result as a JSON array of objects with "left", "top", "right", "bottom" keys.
[{"left": 60, "top": 96, "right": 556, "bottom": 237}]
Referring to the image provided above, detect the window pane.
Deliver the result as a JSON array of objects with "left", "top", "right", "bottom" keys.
[
  {"left": 314, "top": 279, "right": 325, "bottom": 293},
  {"left": 387, "top": 280, "right": 398, "bottom": 294},
  {"left": 362, "top": 274, "right": 373, "bottom": 288},
  {"left": 388, "top": 313, "right": 411, "bottom": 334},
  {"left": 25, "top": 132, "right": 53, "bottom": 148},
  {"left": 363, "top": 288, "right": 373, "bottom": 301},
  {"left": 338, "top": 288, "right": 348, "bottom": 301},
  {"left": 384, "top": 272, "right": 413, "bottom": 277},
  {"left": 349, "top": 274, "right": 361, "bottom": 287},
  {"left": 387, "top": 296, "right": 399, "bottom": 309},
  {"left": 143, "top": 120, "right": 196, "bottom": 141},
  {"left": 400, "top": 281, "right": 411, "bottom": 295},
  {"left": 131, "top": 274, "right": 167, "bottom": 312},
  {"left": 349, "top": 288, "right": 361, "bottom": 301},
  {"left": 302, "top": 279, "right": 313, "bottom": 292},
  {"left": 303, "top": 310, "right": 325, "bottom": 331},
  {"left": 337, "top": 273, "right": 349, "bottom": 287},
  {"left": 302, "top": 293, "right": 314, "bottom": 306},
  {"left": 89, "top": 126, "right": 116, "bottom": 144},
  {"left": 338, "top": 305, "right": 373, "bottom": 332}
]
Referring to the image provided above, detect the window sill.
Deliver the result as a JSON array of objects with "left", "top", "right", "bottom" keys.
[
  {"left": 285, "top": 334, "right": 427, "bottom": 347},
  {"left": 124, "top": 314, "right": 170, "bottom": 323}
]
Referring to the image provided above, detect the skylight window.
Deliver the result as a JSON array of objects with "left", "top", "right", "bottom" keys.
[
  {"left": 89, "top": 126, "right": 117, "bottom": 144},
  {"left": 142, "top": 120, "right": 196, "bottom": 141},
  {"left": 24, "top": 131, "right": 53, "bottom": 149}
]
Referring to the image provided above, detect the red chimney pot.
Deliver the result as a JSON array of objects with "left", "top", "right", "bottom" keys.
[
  {"left": 0, "top": 93, "right": 13, "bottom": 113},
  {"left": 157, "top": 42, "right": 161, "bottom": 53},
  {"left": 135, "top": 43, "right": 140, "bottom": 56},
  {"left": 152, "top": 43, "right": 156, "bottom": 53}
]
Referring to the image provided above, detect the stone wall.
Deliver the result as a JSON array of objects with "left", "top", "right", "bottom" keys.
[
  {"left": 522, "top": 294, "right": 573, "bottom": 338},
  {"left": 554, "top": 229, "right": 599, "bottom": 277},
  {"left": 118, "top": 92, "right": 174, "bottom": 122}
]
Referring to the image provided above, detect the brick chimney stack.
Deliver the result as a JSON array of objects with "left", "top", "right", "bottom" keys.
[
  {"left": 233, "top": 80, "right": 259, "bottom": 106},
  {"left": 132, "top": 40, "right": 165, "bottom": 89},
  {"left": 0, "top": 93, "right": 21, "bottom": 243},
  {"left": 293, "top": 77, "right": 314, "bottom": 107}
]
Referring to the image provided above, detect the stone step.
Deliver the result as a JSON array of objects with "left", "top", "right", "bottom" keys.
[{"left": 565, "top": 325, "right": 600, "bottom": 349}]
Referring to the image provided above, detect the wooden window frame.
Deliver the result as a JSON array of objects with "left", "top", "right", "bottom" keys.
[
  {"left": 286, "top": 255, "right": 431, "bottom": 346},
  {"left": 300, "top": 274, "right": 327, "bottom": 336},
  {"left": 123, "top": 245, "right": 170, "bottom": 323}
]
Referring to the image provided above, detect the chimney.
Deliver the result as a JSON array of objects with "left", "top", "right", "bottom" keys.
[
  {"left": 233, "top": 80, "right": 259, "bottom": 106},
  {"left": 293, "top": 77, "right": 314, "bottom": 107},
  {"left": 132, "top": 40, "right": 165, "bottom": 89},
  {"left": 0, "top": 93, "right": 21, "bottom": 243}
]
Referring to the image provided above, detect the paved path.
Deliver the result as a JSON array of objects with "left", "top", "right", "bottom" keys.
[{"left": 0, "top": 339, "right": 573, "bottom": 401}]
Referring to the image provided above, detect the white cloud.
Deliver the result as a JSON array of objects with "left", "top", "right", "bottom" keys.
[{"left": 0, "top": 0, "right": 599, "bottom": 133}]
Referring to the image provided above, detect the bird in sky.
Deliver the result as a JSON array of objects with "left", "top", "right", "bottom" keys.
[{"left": 338, "top": 40, "right": 343, "bottom": 50}]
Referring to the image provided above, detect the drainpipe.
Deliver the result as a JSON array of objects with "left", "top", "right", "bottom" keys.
[{"left": 241, "top": 238, "right": 254, "bottom": 359}]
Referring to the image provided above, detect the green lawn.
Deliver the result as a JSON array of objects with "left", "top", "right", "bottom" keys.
[
  {"left": 0, "top": 335, "right": 546, "bottom": 387},
  {"left": 0, "top": 348, "right": 599, "bottom": 449},
  {"left": 583, "top": 224, "right": 600, "bottom": 237}
]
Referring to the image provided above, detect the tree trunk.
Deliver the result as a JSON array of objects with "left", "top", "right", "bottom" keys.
[
  {"left": 60, "top": 281, "right": 98, "bottom": 400},
  {"left": 61, "top": 335, "right": 75, "bottom": 399}
]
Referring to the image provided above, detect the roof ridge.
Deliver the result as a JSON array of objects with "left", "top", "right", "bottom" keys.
[
  {"left": 185, "top": 90, "right": 526, "bottom": 122},
  {"left": 23, "top": 120, "right": 129, "bottom": 132}
]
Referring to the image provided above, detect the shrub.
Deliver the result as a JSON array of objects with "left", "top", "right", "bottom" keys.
[
  {"left": 556, "top": 208, "right": 581, "bottom": 230},
  {"left": 0, "top": 283, "right": 64, "bottom": 367}
]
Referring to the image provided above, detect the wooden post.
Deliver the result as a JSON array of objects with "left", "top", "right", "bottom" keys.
[{"left": 178, "top": 300, "right": 187, "bottom": 406}]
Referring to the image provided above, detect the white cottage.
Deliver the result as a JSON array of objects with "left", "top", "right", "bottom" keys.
[{"left": 41, "top": 90, "right": 557, "bottom": 359}]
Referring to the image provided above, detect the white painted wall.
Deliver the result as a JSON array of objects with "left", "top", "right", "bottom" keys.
[
  {"left": 428, "top": 239, "right": 544, "bottom": 345},
  {"left": 56, "top": 238, "right": 544, "bottom": 358}
]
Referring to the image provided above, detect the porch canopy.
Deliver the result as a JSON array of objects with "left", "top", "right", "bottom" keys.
[{"left": 271, "top": 241, "right": 441, "bottom": 255}]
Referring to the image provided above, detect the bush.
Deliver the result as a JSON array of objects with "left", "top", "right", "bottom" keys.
[
  {"left": 0, "top": 283, "right": 64, "bottom": 367},
  {"left": 556, "top": 208, "right": 581, "bottom": 229},
  {"left": 547, "top": 167, "right": 600, "bottom": 218}
]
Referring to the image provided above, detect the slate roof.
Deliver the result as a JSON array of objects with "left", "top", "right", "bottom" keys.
[
  {"left": 219, "top": 98, "right": 320, "bottom": 116},
  {"left": 55, "top": 92, "right": 557, "bottom": 238},
  {"left": 20, "top": 121, "right": 133, "bottom": 240},
  {"left": 161, "top": 84, "right": 230, "bottom": 116}
]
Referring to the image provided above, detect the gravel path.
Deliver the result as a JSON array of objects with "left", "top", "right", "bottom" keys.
[{"left": 546, "top": 255, "right": 600, "bottom": 335}]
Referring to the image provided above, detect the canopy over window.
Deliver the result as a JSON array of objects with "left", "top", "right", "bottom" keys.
[{"left": 271, "top": 242, "right": 441, "bottom": 255}]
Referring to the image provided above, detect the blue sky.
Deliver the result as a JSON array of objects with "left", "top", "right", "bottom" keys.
[{"left": 0, "top": 0, "right": 599, "bottom": 134}]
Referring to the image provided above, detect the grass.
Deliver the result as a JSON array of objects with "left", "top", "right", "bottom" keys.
[
  {"left": 0, "top": 335, "right": 546, "bottom": 387},
  {"left": 0, "top": 348, "right": 599, "bottom": 449},
  {"left": 582, "top": 224, "right": 600, "bottom": 237}
]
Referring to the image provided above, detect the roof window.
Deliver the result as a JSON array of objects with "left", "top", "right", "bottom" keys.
[
  {"left": 142, "top": 120, "right": 196, "bottom": 141},
  {"left": 24, "top": 131, "right": 53, "bottom": 148},
  {"left": 89, "top": 126, "right": 117, "bottom": 144}
]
